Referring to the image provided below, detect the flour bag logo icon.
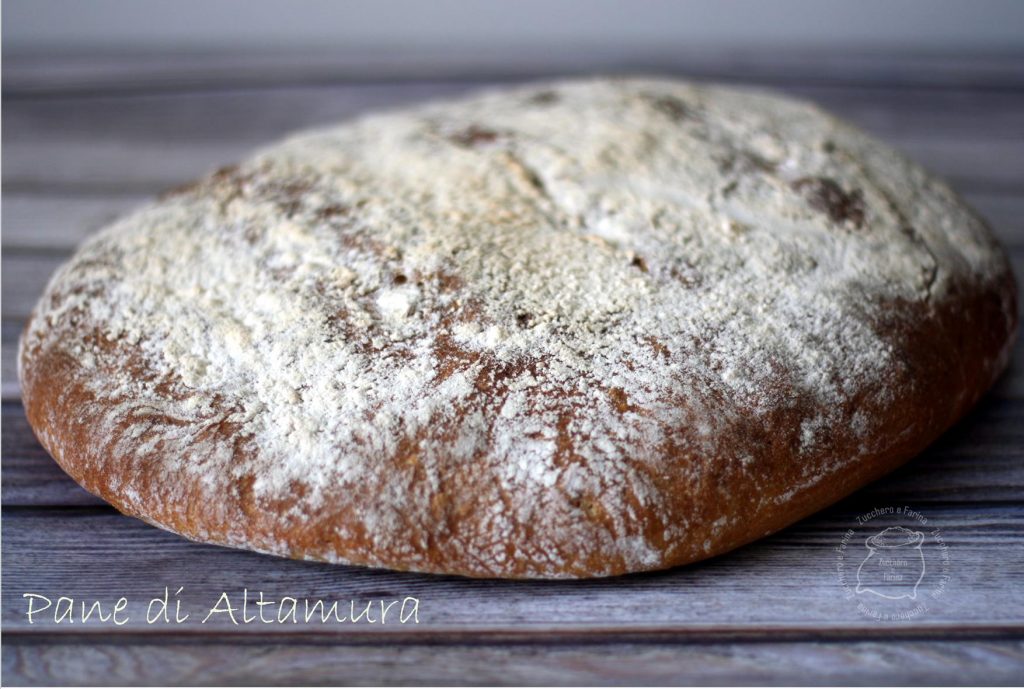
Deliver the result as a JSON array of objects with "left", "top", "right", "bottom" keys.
[
  {"left": 855, "top": 526, "right": 926, "bottom": 600},
  {"left": 835, "top": 506, "right": 951, "bottom": 621}
]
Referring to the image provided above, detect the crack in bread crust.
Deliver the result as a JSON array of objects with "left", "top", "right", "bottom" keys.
[{"left": 19, "top": 77, "right": 1018, "bottom": 578}]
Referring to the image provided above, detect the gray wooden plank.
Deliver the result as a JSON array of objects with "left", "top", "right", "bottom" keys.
[
  {"left": 5, "top": 49, "right": 1024, "bottom": 96},
  {"left": 2, "top": 320, "right": 21, "bottom": 401},
  {"left": 2, "top": 253, "right": 58, "bottom": 322},
  {"left": 969, "top": 192, "right": 1024, "bottom": 248},
  {"left": 4, "top": 84, "right": 1023, "bottom": 194},
  {"left": 3, "top": 637, "right": 1024, "bottom": 686},
  {"left": 4, "top": 393, "right": 1023, "bottom": 509},
  {"left": 783, "top": 85, "right": 1024, "bottom": 142},
  {"left": 1, "top": 403, "right": 105, "bottom": 507},
  {"left": 892, "top": 139, "right": 1024, "bottom": 194},
  {"left": 1, "top": 192, "right": 148, "bottom": 251},
  {"left": 1, "top": 139, "right": 247, "bottom": 194},
  {"left": 2, "top": 504, "right": 1023, "bottom": 634},
  {"left": 2, "top": 82, "right": 481, "bottom": 144}
]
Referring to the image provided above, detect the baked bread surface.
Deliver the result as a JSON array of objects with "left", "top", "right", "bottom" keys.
[{"left": 19, "top": 78, "right": 1017, "bottom": 578}]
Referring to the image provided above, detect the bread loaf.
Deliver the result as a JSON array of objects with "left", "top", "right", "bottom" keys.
[{"left": 19, "top": 78, "right": 1017, "bottom": 578}]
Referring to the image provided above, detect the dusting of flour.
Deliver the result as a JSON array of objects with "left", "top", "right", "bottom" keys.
[{"left": 20, "top": 78, "right": 1007, "bottom": 575}]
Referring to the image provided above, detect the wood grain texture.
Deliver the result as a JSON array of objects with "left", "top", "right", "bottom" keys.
[
  {"left": 2, "top": 403, "right": 106, "bottom": 506},
  {"left": 4, "top": 637, "right": 1024, "bottom": 686},
  {"left": 3, "top": 504, "right": 1023, "bottom": 634},
  {"left": 2, "top": 49, "right": 1023, "bottom": 685}
]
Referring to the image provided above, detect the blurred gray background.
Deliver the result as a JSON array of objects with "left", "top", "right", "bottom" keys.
[{"left": 5, "top": 0, "right": 1024, "bottom": 55}]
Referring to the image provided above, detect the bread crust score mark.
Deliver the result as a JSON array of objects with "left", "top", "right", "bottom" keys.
[{"left": 19, "top": 78, "right": 1018, "bottom": 578}]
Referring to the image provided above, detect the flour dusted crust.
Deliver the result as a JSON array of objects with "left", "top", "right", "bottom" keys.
[{"left": 20, "top": 78, "right": 1017, "bottom": 578}]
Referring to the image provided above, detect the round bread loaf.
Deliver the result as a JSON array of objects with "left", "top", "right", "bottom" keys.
[{"left": 19, "top": 78, "right": 1017, "bottom": 578}]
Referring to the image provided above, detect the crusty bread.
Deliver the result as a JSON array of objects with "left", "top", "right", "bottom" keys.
[{"left": 19, "top": 78, "right": 1017, "bottom": 578}]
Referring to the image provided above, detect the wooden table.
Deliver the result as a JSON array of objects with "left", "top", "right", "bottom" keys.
[{"left": 3, "top": 48, "right": 1024, "bottom": 686}]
